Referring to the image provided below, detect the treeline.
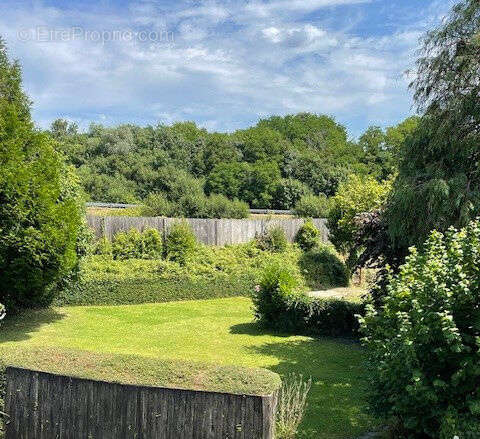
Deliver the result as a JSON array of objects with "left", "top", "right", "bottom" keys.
[{"left": 50, "top": 113, "right": 419, "bottom": 213}]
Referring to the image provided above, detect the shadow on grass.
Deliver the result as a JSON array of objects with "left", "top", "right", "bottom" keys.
[
  {"left": 0, "top": 308, "right": 65, "bottom": 343},
  {"left": 229, "top": 322, "right": 293, "bottom": 337},
  {"left": 231, "top": 325, "right": 374, "bottom": 438}
]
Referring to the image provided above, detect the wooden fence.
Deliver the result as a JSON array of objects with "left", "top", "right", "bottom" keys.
[
  {"left": 5, "top": 367, "right": 278, "bottom": 439},
  {"left": 87, "top": 215, "right": 329, "bottom": 245}
]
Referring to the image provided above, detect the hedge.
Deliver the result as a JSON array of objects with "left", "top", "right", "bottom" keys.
[
  {"left": 0, "top": 346, "right": 281, "bottom": 433},
  {"left": 55, "top": 273, "right": 257, "bottom": 306},
  {"left": 264, "top": 294, "right": 364, "bottom": 338},
  {"left": 253, "top": 263, "right": 363, "bottom": 338}
]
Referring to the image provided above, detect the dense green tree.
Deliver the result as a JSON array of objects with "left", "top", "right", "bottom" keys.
[
  {"left": 204, "top": 162, "right": 249, "bottom": 199},
  {"left": 51, "top": 108, "right": 408, "bottom": 210},
  {"left": 273, "top": 178, "right": 312, "bottom": 210},
  {"left": 387, "top": 0, "right": 480, "bottom": 252},
  {"left": 0, "top": 39, "right": 84, "bottom": 311}
]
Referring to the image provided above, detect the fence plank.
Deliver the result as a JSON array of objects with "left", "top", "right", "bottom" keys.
[
  {"left": 5, "top": 367, "right": 277, "bottom": 439},
  {"left": 87, "top": 215, "right": 329, "bottom": 246}
]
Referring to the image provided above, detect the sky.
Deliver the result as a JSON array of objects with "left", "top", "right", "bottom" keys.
[{"left": 0, "top": 0, "right": 455, "bottom": 137}]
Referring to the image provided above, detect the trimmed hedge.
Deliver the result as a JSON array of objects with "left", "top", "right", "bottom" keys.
[
  {"left": 55, "top": 273, "right": 257, "bottom": 306},
  {"left": 253, "top": 264, "right": 363, "bottom": 337},
  {"left": 261, "top": 293, "right": 363, "bottom": 338},
  {"left": 0, "top": 346, "right": 281, "bottom": 433}
]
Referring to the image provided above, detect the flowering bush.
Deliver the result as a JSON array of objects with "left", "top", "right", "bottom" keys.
[{"left": 360, "top": 220, "right": 480, "bottom": 437}]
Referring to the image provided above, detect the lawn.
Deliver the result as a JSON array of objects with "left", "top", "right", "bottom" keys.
[{"left": 0, "top": 297, "right": 374, "bottom": 438}]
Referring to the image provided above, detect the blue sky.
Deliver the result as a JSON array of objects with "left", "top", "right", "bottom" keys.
[{"left": 1, "top": 0, "right": 454, "bottom": 137}]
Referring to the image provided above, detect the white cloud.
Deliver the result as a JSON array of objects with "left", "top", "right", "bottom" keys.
[{"left": 0, "top": 0, "right": 453, "bottom": 136}]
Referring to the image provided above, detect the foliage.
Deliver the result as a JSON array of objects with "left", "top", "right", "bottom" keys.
[
  {"left": 94, "top": 236, "right": 113, "bottom": 256},
  {"left": 164, "top": 221, "right": 196, "bottom": 265},
  {"left": 386, "top": 0, "right": 480, "bottom": 259},
  {"left": 360, "top": 220, "right": 480, "bottom": 437},
  {"left": 276, "top": 374, "right": 312, "bottom": 439},
  {"left": 142, "top": 191, "right": 249, "bottom": 219},
  {"left": 53, "top": 111, "right": 414, "bottom": 210},
  {"left": 141, "top": 193, "right": 175, "bottom": 217},
  {"left": 299, "top": 244, "right": 349, "bottom": 290},
  {"left": 252, "top": 263, "right": 301, "bottom": 328},
  {"left": 201, "top": 194, "right": 249, "bottom": 219},
  {"left": 328, "top": 174, "right": 391, "bottom": 267},
  {"left": 0, "top": 39, "right": 83, "bottom": 312},
  {"left": 358, "top": 117, "right": 419, "bottom": 181},
  {"left": 292, "top": 194, "right": 330, "bottom": 218},
  {"left": 58, "top": 243, "right": 304, "bottom": 306},
  {"left": 256, "top": 226, "right": 288, "bottom": 253},
  {"left": 295, "top": 219, "right": 321, "bottom": 252},
  {"left": 273, "top": 179, "right": 312, "bottom": 210},
  {"left": 111, "top": 228, "right": 163, "bottom": 260},
  {"left": 253, "top": 264, "right": 362, "bottom": 337}
]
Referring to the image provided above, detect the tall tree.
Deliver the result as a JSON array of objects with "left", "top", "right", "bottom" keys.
[
  {"left": 0, "top": 38, "right": 84, "bottom": 311},
  {"left": 386, "top": 0, "right": 480, "bottom": 250}
]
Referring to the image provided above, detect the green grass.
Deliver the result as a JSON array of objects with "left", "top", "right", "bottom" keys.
[
  {"left": 0, "top": 346, "right": 280, "bottom": 395},
  {"left": 0, "top": 297, "right": 375, "bottom": 438}
]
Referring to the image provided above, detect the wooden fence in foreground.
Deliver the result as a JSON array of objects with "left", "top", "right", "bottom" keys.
[
  {"left": 87, "top": 215, "right": 329, "bottom": 245},
  {"left": 5, "top": 367, "right": 278, "bottom": 439}
]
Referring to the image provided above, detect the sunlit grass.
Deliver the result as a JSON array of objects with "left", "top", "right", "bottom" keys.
[{"left": 0, "top": 297, "right": 375, "bottom": 438}]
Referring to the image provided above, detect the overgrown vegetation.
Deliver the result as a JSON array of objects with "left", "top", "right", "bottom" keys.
[
  {"left": 111, "top": 228, "right": 163, "bottom": 260},
  {"left": 293, "top": 194, "right": 331, "bottom": 218},
  {"left": 57, "top": 240, "right": 307, "bottom": 306},
  {"left": 164, "top": 221, "right": 197, "bottom": 265},
  {"left": 361, "top": 220, "right": 480, "bottom": 437},
  {"left": 255, "top": 226, "right": 288, "bottom": 253}
]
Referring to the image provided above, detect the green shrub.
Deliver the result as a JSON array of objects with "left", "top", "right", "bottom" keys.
[
  {"left": 141, "top": 192, "right": 175, "bottom": 217},
  {"left": 299, "top": 244, "right": 349, "bottom": 290},
  {"left": 140, "top": 229, "right": 163, "bottom": 259},
  {"left": 94, "top": 236, "right": 113, "bottom": 256},
  {"left": 111, "top": 228, "right": 162, "bottom": 260},
  {"left": 254, "top": 264, "right": 361, "bottom": 337},
  {"left": 202, "top": 194, "right": 249, "bottom": 219},
  {"left": 360, "top": 220, "right": 480, "bottom": 437},
  {"left": 256, "top": 227, "right": 288, "bottom": 253},
  {"left": 112, "top": 229, "right": 143, "bottom": 260},
  {"left": 56, "top": 273, "right": 256, "bottom": 306},
  {"left": 56, "top": 244, "right": 303, "bottom": 307},
  {"left": 164, "top": 221, "right": 196, "bottom": 265},
  {"left": 295, "top": 219, "right": 321, "bottom": 252},
  {"left": 293, "top": 194, "right": 330, "bottom": 218}
]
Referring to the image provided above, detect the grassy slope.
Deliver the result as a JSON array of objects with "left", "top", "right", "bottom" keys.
[
  {"left": 0, "top": 298, "right": 374, "bottom": 438},
  {"left": 0, "top": 346, "right": 280, "bottom": 395}
]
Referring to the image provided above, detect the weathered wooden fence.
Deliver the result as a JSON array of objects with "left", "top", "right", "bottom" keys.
[
  {"left": 5, "top": 367, "right": 278, "bottom": 439},
  {"left": 87, "top": 215, "right": 329, "bottom": 245}
]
